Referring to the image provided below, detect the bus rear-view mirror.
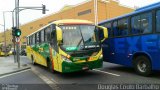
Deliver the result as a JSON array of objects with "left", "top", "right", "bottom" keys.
[
  {"left": 56, "top": 27, "right": 63, "bottom": 43},
  {"left": 97, "top": 26, "right": 108, "bottom": 42}
]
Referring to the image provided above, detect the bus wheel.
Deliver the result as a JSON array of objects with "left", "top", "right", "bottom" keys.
[
  {"left": 47, "top": 59, "right": 54, "bottom": 73},
  {"left": 31, "top": 55, "right": 36, "bottom": 65},
  {"left": 133, "top": 56, "right": 152, "bottom": 76}
]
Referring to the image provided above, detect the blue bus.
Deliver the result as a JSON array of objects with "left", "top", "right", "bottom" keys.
[{"left": 99, "top": 2, "right": 160, "bottom": 76}]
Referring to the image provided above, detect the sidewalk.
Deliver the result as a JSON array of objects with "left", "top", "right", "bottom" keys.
[{"left": 0, "top": 55, "right": 31, "bottom": 76}]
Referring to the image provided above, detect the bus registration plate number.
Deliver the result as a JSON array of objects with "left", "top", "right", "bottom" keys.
[{"left": 82, "top": 66, "right": 88, "bottom": 70}]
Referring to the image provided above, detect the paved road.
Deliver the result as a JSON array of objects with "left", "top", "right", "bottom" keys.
[
  {"left": 23, "top": 55, "right": 160, "bottom": 89},
  {"left": 1, "top": 56, "right": 160, "bottom": 90},
  {"left": 20, "top": 56, "right": 160, "bottom": 84},
  {"left": 0, "top": 69, "right": 52, "bottom": 90},
  {"left": 0, "top": 56, "right": 53, "bottom": 90}
]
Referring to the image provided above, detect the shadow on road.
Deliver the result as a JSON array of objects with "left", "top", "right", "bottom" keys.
[
  {"left": 59, "top": 70, "right": 100, "bottom": 78},
  {"left": 31, "top": 63, "right": 104, "bottom": 78},
  {"left": 103, "top": 65, "right": 160, "bottom": 78}
]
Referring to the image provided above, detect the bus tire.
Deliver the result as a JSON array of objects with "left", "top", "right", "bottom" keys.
[
  {"left": 133, "top": 56, "right": 152, "bottom": 76},
  {"left": 47, "top": 58, "right": 54, "bottom": 73},
  {"left": 31, "top": 55, "right": 36, "bottom": 65}
]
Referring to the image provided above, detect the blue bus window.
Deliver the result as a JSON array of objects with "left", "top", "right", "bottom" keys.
[
  {"left": 156, "top": 10, "right": 160, "bottom": 32},
  {"left": 105, "top": 23, "right": 112, "bottom": 37},
  {"left": 141, "top": 12, "right": 152, "bottom": 34},
  {"left": 113, "top": 21, "right": 118, "bottom": 36},
  {"left": 118, "top": 18, "right": 129, "bottom": 36},
  {"left": 131, "top": 15, "right": 141, "bottom": 35}
]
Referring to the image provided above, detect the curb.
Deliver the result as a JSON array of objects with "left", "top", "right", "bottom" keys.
[{"left": 0, "top": 66, "right": 31, "bottom": 77}]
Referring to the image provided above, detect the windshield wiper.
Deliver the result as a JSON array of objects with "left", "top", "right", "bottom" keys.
[
  {"left": 79, "top": 26, "right": 85, "bottom": 49},
  {"left": 70, "top": 36, "right": 83, "bottom": 56},
  {"left": 70, "top": 26, "right": 85, "bottom": 55}
]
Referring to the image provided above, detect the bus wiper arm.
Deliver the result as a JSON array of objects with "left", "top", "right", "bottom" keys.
[
  {"left": 79, "top": 26, "right": 85, "bottom": 49},
  {"left": 70, "top": 26, "right": 84, "bottom": 55},
  {"left": 71, "top": 38, "right": 83, "bottom": 55}
]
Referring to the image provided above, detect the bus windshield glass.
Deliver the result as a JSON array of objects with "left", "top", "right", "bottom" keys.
[{"left": 59, "top": 25, "right": 100, "bottom": 52}]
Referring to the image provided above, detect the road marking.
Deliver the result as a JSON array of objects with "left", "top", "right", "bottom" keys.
[
  {"left": 31, "top": 68, "right": 59, "bottom": 90},
  {"left": 93, "top": 69, "right": 120, "bottom": 77},
  {"left": 0, "top": 69, "right": 31, "bottom": 79}
]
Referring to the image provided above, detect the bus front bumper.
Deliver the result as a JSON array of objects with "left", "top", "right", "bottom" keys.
[{"left": 62, "top": 59, "right": 103, "bottom": 73}]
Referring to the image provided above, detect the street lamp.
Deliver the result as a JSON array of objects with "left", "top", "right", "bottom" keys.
[
  {"left": 1, "top": 11, "right": 15, "bottom": 57},
  {"left": 14, "top": 0, "right": 47, "bottom": 68},
  {"left": 0, "top": 12, "right": 7, "bottom": 57},
  {"left": 0, "top": 24, "right": 5, "bottom": 47}
]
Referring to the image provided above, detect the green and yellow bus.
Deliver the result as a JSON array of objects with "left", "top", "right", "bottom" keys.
[{"left": 26, "top": 19, "right": 107, "bottom": 73}]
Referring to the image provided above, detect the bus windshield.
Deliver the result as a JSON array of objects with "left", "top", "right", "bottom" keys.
[{"left": 59, "top": 25, "right": 100, "bottom": 52}]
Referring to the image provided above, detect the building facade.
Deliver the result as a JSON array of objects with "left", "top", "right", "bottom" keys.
[{"left": 0, "top": 0, "right": 134, "bottom": 46}]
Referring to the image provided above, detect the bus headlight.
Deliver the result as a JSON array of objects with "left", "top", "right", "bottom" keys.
[
  {"left": 99, "top": 54, "right": 103, "bottom": 59},
  {"left": 61, "top": 55, "right": 72, "bottom": 63}
]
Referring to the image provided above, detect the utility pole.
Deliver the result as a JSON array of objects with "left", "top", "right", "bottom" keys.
[
  {"left": 15, "top": 0, "right": 20, "bottom": 68},
  {"left": 94, "top": 0, "right": 98, "bottom": 25},
  {"left": 14, "top": 0, "right": 47, "bottom": 68},
  {"left": 12, "top": 11, "right": 16, "bottom": 63},
  {"left": 1, "top": 10, "right": 15, "bottom": 60},
  {"left": 3, "top": 12, "right": 7, "bottom": 57}
]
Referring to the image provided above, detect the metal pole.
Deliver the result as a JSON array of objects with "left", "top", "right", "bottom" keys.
[
  {"left": 3, "top": 12, "right": 7, "bottom": 57},
  {"left": 94, "top": 0, "right": 98, "bottom": 25},
  {"left": 15, "top": 0, "right": 20, "bottom": 68},
  {"left": 12, "top": 11, "right": 16, "bottom": 63},
  {"left": 12, "top": 12, "right": 14, "bottom": 27}
]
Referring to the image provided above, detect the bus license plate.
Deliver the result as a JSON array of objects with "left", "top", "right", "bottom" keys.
[{"left": 82, "top": 66, "right": 88, "bottom": 70}]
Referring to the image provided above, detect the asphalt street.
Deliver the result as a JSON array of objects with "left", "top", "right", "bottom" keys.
[
  {"left": 20, "top": 56, "right": 160, "bottom": 84},
  {"left": 0, "top": 56, "right": 160, "bottom": 90},
  {"left": 0, "top": 69, "right": 52, "bottom": 90}
]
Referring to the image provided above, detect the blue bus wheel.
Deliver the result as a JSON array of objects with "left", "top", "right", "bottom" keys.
[{"left": 133, "top": 56, "right": 152, "bottom": 76}]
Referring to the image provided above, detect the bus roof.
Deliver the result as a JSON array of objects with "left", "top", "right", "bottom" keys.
[
  {"left": 99, "top": 2, "right": 160, "bottom": 25},
  {"left": 53, "top": 19, "right": 93, "bottom": 25},
  {"left": 27, "top": 19, "right": 93, "bottom": 37}
]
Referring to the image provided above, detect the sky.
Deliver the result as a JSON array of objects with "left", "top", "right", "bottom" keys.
[{"left": 0, "top": 0, "right": 159, "bottom": 32}]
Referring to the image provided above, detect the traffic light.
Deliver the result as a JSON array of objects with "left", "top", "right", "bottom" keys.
[
  {"left": 12, "top": 27, "right": 16, "bottom": 36},
  {"left": 12, "top": 27, "right": 21, "bottom": 37},
  {"left": 15, "top": 29, "right": 21, "bottom": 37},
  {"left": 42, "top": 4, "right": 46, "bottom": 14}
]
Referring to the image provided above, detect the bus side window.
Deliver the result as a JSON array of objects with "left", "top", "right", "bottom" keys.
[
  {"left": 41, "top": 30, "right": 45, "bottom": 43},
  {"left": 27, "top": 37, "right": 29, "bottom": 45},
  {"left": 51, "top": 30, "right": 57, "bottom": 45},
  {"left": 131, "top": 15, "right": 141, "bottom": 35},
  {"left": 35, "top": 33, "right": 37, "bottom": 44},
  {"left": 105, "top": 22, "right": 113, "bottom": 37},
  {"left": 141, "top": 12, "right": 152, "bottom": 34},
  {"left": 156, "top": 10, "right": 160, "bottom": 32},
  {"left": 45, "top": 26, "right": 51, "bottom": 42},
  {"left": 118, "top": 18, "right": 129, "bottom": 36},
  {"left": 33, "top": 34, "right": 35, "bottom": 45},
  {"left": 29, "top": 36, "right": 31, "bottom": 45},
  {"left": 36, "top": 32, "right": 41, "bottom": 44},
  {"left": 31, "top": 35, "right": 33, "bottom": 45},
  {"left": 113, "top": 21, "right": 118, "bottom": 36},
  {"left": 50, "top": 24, "right": 58, "bottom": 52},
  {"left": 39, "top": 32, "right": 41, "bottom": 43}
]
